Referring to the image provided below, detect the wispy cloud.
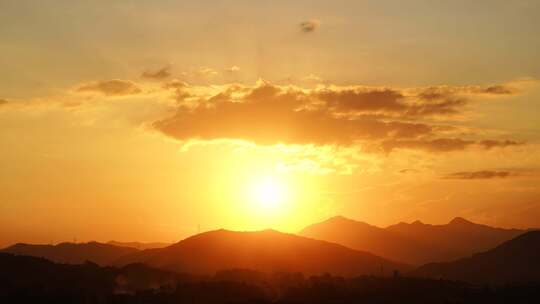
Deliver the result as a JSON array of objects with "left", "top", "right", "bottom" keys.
[
  {"left": 442, "top": 170, "right": 514, "bottom": 179},
  {"left": 197, "top": 67, "right": 219, "bottom": 77},
  {"left": 382, "top": 138, "right": 523, "bottom": 153},
  {"left": 76, "top": 79, "right": 142, "bottom": 96},
  {"left": 141, "top": 66, "right": 172, "bottom": 80},
  {"left": 225, "top": 66, "right": 240, "bottom": 73}
]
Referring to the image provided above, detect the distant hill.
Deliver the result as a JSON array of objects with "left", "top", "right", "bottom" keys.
[
  {"left": 300, "top": 216, "right": 441, "bottom": 265},
  {"left": 1, "top": 241, "right": 138, "bottom": 266},
  {"left": 108, "top": 241, "right": 171, "bottom": 250},
  {"left": 115, "top": 229, "right": 410, "bottom": 277},
  {"left": 412, "top": 231, "right": 540, "bottom": 284},
  {"left": 387, "top": 217, "right": 527, "bottom": 262},
  {"left": 300, "top": 216, "right": 527, "bottom": 265}
]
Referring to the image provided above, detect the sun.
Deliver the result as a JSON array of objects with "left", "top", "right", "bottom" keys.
[{"left": 249, "top": 177, "right": 287, "bottom": 210}]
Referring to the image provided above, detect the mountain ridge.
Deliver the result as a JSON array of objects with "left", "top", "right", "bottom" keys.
[
  {"left": 301, "top": 215, "right": 528, "bottom": 265},
  {"left": 115, "top": 228, "right": 411, "bottom": 277}
]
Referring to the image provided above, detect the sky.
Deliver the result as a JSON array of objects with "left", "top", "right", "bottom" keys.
[{"left": 1, "top": 0, "right": 540, "bottom": 247}]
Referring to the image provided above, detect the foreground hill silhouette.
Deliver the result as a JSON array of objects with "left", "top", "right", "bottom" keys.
[
  {"left": 1, "top": 242, "right": 138, "bottom": 266},
  {"left": 2, "top": 252, "right": 539, "bottom": 304},
  {"left": 301, "top": 216, "right": 527, "bottom": 264},
  {"left": 0, "top": 253, "right": 201, "bottom": 301},
  {"left": 412, "top": 230, "right": 540, "bottom": 284},
  {"left": 115, "top": 229, "right": 410, "bottom": 276}
]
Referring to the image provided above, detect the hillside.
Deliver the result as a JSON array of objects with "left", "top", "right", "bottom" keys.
[
  {"left": 412, "top": 231, "right": 540, "bottom": 284},
  {"left": 115, "top": 229, "right": 410, "bottom": 276}
]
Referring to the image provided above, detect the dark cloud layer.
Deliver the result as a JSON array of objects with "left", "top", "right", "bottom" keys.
[
  {"left": 0, "top": 99, "right": 8, "bottom": 105},
  {"left": 443, "top": 170, "right": 513, "bottom": 179},
  {"left": 152, "top": 81, "right": 522, "bottom": 153},
  {"left": 76, "top": 80, "right": 142, "bottom": 96}
]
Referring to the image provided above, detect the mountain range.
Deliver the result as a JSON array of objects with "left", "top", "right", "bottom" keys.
[
  {"left": 2, "top": 217, "right": 537, "bottom": 284},
  {"left": 300, "top": 216, "right": 527, "bottom": 265}
]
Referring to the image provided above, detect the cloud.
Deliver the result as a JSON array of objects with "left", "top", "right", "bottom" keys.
[
  {"left": 154, "top": 107, "right": 433, "bottom": 146},
  {"left": 149, "top": 80, "right": 523, "bottom": 153},
  {"left": 405, "top": 97, "right": 467, "bottom": 117},
  {"left": 225, "top": 66, "right": 240, "bottom": 73},
  {"left": 300, "top": 19, "right": 320, "bottom": 33},
  {"left": 162, "top": 79, "right": 189, "bottom": 90},
  {"left": 479, "top": 139, "right": 523, "bottom": 149},
  {"left": 153, "top": 82, "right": 436, "bottom": 146},
  {"left": 197, "top": 67, "right": 219, "bottom": 77},
  {"left": 405, "top": 84, "right": 517, "bottom": 117},
  {"left": 443, "top": 170, "right": 513, "bottom": 179},
  {"left": 416, "top": 84, "right": 516, "bottom": 100},
  {"left": 162, "top": 79, "right": 192, "bottom": 102},
  {"left": 314, "top": 83, "right": 516, "bottom": 118},
  {"left": 0, "top": 99, "right": 8, "bottom": 106},
  {"left": 76, "top": 79, "right": 142, "bottom": 96},
  {"left": 141, "top": 66, "right": 171, "bottom": 80},
  {"left": 399, "top": 168, "right": 420, "bottom": 174},
  {"left": 481, "top": 85, "right": 514, "bottom": 95},
  {"left": 381, "top": 138, "right": 522, "bottom": 153},
  {"left": 316, "top": 88, "right": 407, "bottom": 113},
  {"left": 381, "top": 138, "right": 474, "bottom": 153},
  {"left": 303, "top": 74, "right": 323, "bottom": 83}
]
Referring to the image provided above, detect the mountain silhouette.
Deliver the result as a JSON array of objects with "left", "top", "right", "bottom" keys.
[
  {"left": 300, "top": 216, "right": 527, "bottom": 265},
  {"left": 115, "top": 229, "right": 410, "bottom": 276},
  {"left": 1, "top": 241, "right": 138, "bottom": 266},
  {"left": 300, "top": 216, "right": 439, "bottom": 265},
  {"left": 107, "top": 241, "right": 171, "bottom": 250},
  {"left": 387, "top": 217, "right": 528, "bottom": 262},
  {"left": 412, "top": 231, "right": 540, "bottom": 284}
]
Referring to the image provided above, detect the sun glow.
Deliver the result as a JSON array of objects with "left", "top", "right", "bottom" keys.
[{"left": 249, "top": 177, "right": 287, "bottom": 211}]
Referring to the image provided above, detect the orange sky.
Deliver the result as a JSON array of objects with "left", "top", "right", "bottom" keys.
[{"left": 1, "top": 1, "right": 540, "bottom": 247}]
